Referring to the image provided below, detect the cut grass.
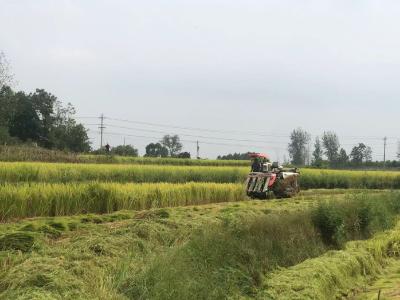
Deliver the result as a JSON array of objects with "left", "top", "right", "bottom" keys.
[
  {"left": 0, "top": 192, "right": 351, "bottom": 299},
  {"left": 261, "top": 224, "right": 400, "bottom": 299}
]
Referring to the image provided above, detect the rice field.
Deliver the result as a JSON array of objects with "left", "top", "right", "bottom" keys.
[
  {"left": 0, "top": 182, "right": 244, "bottom": 221},
  {"left": 1, "top": 161, "right": 400, "bottom": 189},
  {"left": 1, "top": 157, "right": 400, "bottom": 299}
]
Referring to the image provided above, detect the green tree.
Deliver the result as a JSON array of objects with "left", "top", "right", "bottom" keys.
[
  {"left": 397, "top": 142, "right": 400, "bottom": 160},
  {"left": 145, "top": 143, "right": 168, "bottom": 157},
  {"left": 161, "top": 135, "right": 183, "bottom": 157},
  {"left": 288, "top": 128, "right": 310, "bottom": 165},
  {"left": 217, "top": 152, "right": 252, "bottom": 160},
  {"left": 322, "top": 131, "right": 340, "bottom": 164},
  {"left": 337, "top": 148, "right": 349, "bottom": 166},
  {"left": 350, "top": 143, "right": 372, "bottom": 164},
  {"left": 312, "top": 137, "right": 323, "bottom": 167},
  {"left": 0, "top": 51, "right": 14, "bottom": 89},
  {"left": 111, "top": 145, "right": 138, "bottom": 157},
  {"left": 8, "top": 92, "right": 41, "bottom": 142},
  {"left": 177, "top": 152, "right": 191, "bottom": 158}
]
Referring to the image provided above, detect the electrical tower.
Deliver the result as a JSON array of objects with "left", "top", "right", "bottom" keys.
[
  {"left": 383, "top": 136, "right": 387, "bottom": 166},
  {"left": 99, "top": 114, "right": 105, "bottom": 149}
]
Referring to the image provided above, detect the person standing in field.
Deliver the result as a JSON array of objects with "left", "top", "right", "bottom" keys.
[{"left": 105, "top": 143, "right": 110, "bottom": 153}]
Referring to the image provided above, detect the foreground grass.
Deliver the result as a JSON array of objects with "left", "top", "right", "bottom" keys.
[
  {"left": 0, "top": 190, "right": 397, "bottom": 299},
  {"left": 261, "top": 224, "right": 400, "bottom": 300},
  {"left": 352, "top": 258, "right": 400, "bottom": 300}
]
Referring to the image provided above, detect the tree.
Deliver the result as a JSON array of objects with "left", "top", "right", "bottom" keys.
[
  {"left": 397, "top": 142, "right": 400, "bottom": 160},
  {"left": 364, "top": 146, "right": 372, "bottom": 162},
  {"left": 177, "top": 152, "right": 191, "bottom": 159},
  {"left": 145, "top": 143, "right": 168, "bottom": 157},
  {"left": 217, "top": 152, "right": 252, "bottom": 160},
  {"left": 111, "top": 145, "right": 138, "bottom": 157},
  {"left": 312, "top": 137, "right": 323, "bottom": 167},
  {"left": 160, "top": 135, "right": 183, "bottom": 157},
  {"left": 8, "top": 92, "right": 41, "bottom": 142},
  {"left": 350, "top": 143, "right": 372, "bottom": 164},
  {"left": 288, "top": 128, "right": 310, "bottom": 165},
  {"left": 337, "top": 148, "right": 349, "bottom": 166},
  {"left": 322, "top": 131, "right": 340, "bottom": 164},
  {"left": 0, "top": 51, "right": 14, "bottom": 89}
]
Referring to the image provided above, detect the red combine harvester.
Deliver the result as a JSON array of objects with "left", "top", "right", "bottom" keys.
[{"left": 245, "top": 153, "right": 300, "bottom": 199}]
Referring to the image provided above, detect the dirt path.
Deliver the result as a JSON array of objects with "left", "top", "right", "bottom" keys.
[{"left": 352, "top": 259, "right": 400, "bottom": 300}]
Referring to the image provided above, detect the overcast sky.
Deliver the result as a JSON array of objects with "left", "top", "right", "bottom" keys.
[{"left": 1, "top": 0, "right": 399, "bottom": 160}]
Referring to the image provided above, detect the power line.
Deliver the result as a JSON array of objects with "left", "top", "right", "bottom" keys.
[
  {"left": 78, "top": 115, "right": 400, "bottom": 141},
  {"left": 88, "top": 129, "right": 287, "bottom": 150}
]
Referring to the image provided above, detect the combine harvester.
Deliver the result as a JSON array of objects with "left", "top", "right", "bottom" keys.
[{"left": 245, "top": 153, "right": 300, "bottom": 199}]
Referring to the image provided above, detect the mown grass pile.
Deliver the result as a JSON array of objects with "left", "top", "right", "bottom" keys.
[
  {"left": 118, "top": 192, "right": 400, "bottom": 299},
  {"left": 0, "top": 182, "right": 244, "bottom": 220},
  {"left": 262, "top": 226, "right": 400, "bottom": 299}
]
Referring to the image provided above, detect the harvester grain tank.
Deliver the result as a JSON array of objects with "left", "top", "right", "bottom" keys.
[{"left": 245, "top": 153, "right": 300, "bottom": 199}]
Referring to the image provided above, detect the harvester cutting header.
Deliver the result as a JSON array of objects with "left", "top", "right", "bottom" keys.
[{"left": 245, "top": 153, "right": 300, "bottom": 199}]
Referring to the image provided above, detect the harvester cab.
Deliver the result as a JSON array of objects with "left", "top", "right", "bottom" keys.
[{"left": 246, "top": 153, "right": 300, "bottom": 199}]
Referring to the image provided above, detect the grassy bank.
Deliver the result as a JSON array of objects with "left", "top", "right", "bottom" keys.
[{"left": 0, "top": 182, "right": 244, "bottom": 221}]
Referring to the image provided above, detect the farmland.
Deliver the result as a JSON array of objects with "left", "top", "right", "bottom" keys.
[{"left": 1, "top": 159, "right": 400, "bottom": 299}]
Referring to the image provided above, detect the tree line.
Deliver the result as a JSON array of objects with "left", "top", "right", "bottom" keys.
[{"left": 288, "top": 127, "right": 399, "bottom": 168}]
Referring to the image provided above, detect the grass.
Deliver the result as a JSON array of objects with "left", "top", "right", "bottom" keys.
[{"left": 0, "top": 182, "right": 245, "bottom": 221}]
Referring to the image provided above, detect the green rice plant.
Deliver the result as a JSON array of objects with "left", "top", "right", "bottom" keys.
[
  {"left": 1, "top": 162, "right": 400, "bottom": 190},
  {"left": 0, "top": 145, "right": 250, "bottom": 166},
  {"left": 0, "top": 182, "right": 245, "bottom": 221},
  {"left": 0, "top": 162, "right": 248, "bottom": 184}
]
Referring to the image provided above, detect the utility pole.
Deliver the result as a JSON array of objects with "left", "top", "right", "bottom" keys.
[
  {"left": 99, "top": 114, "right": 105, "bottom": 149},
  {"left": 196, "top": 141, "right": 200, "bottom": 159},
  {"left": 383, "top": 136, "right": 387, "bottom": 166}
]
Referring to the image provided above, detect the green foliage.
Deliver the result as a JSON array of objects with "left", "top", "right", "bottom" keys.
[
  {"left": 288, "top": 127, "right": 311, "bottom": 165},
  {"left": 0, "top": 86, "right": 90, "bottom": 152},
  {"left": 312, "top": 203, "right": 345, "bottom": 246},
  {"left": 350, "top": 143, "right": 373, "bottom": 164},
  {"left": 145, "top": 142, "right": 168, "bottom": 157},
  {"left": 312, "top": 137, "right": 323, "bottom": 167},
  {"left": 110, "top": 144, "right": 138, "bottom": 157},
  {"left": 217, "top": 152, "right": 252, "bottom": 160},
  {"left": 160, "top": 135, "right": 182, "bottom": 156},
  {"left": 322, "top": 131, "right": 340, "bottom": 164}
]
